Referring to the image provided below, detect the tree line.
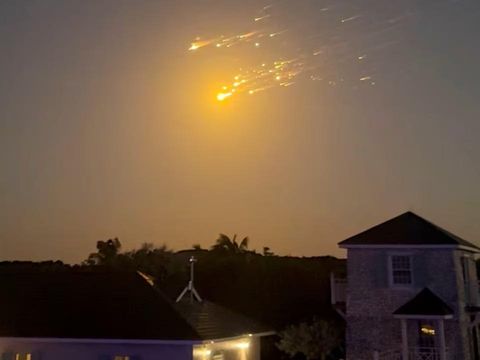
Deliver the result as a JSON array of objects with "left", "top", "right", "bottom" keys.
[
  {"left": 0, "top": 234, "right": 346, "bottom": 359},
  {"left": 81, "top": 235, "right": 346, "bottom": 359}
]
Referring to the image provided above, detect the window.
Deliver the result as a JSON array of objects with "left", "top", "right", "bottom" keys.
[
  {"left": 114, "top": 357, "right": 130, "bottom": 360},
  {"left": 390, "top": 255, "right": 413, "bottom": 286}
]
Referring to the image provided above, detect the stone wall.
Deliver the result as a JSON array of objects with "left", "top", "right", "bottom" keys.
[{"left": 345, "top": 247, "right": 474, "bottom": 360}]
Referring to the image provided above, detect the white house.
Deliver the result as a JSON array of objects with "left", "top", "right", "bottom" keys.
[{"left": 0, "top": 269, "right": 273, "bottom": 360}]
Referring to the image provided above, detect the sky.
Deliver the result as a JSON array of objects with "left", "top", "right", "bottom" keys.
[{"left": 0, "top": 0, "right": 479, "bottom": 264}]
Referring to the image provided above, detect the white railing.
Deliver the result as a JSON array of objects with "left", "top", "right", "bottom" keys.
[
  {"left": 374, "top": 349, "right": 401, "bottom": 360},
  {"left": 330, "top": 273, "right": 347, "bottom": 304},
  {"left": 374, "top": 348, "right": 448, "bottom": 360},
  {"left": 409, "top": 347, "right": 443, "bottom": 360}
]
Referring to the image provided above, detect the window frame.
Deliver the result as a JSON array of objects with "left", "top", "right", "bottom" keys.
[{"left": 388, "top": 253, "right": 414, "bottom": 288}]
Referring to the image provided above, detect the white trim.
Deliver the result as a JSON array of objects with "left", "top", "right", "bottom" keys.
[
  {"left": 393, "top": 314, "right": 453, "bottom": 320},
  {"left": 339, "top": 244, "right": 480, "bottom": 252},
  {"left": 201, "top": 332, "right": 275, "bottom": 344},
  {"left": 438, "top": 319, "right": 447, "bottom": 360},
  {"left": 0, "top": 337, "right": 201, "bottom": 345},
  {"left": 401, "top": 318, "right": 408, "bottom": 360},
  {"left": 0, "top": 332, "right": 276, "bottom": 346}
]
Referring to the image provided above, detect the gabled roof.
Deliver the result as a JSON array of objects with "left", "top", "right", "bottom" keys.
[
  {"left": 175, "top": 299, "right": 272, "bottom": 340},
  {"left": 0, "top": 269, "right": 201, "bottom": 341},
  {"left": 338, "top": 211, "right": 479, "bottom": 251},
  {"left": 393, "top": 288, "right": 453, "bottom": 317}
]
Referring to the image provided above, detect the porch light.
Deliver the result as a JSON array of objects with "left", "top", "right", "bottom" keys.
[
  {"left": 420, "top": 325, "right": 435, "bottom": 336},
  {"left": 235, "top": 342, "right": 250, "bottom": 349}
]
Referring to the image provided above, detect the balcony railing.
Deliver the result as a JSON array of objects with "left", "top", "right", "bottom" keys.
[
  {"left": 409, "top": 347, "right": 446, "bottom": 360},
  {"left": 374, "top": 348, "right": 448, "bottom": 360},
  {"left": 330, "top": 273, "right": 346, "bottom": 304}
]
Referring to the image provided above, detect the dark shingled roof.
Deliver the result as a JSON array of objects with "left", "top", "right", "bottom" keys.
[
  {"left": 0, "top": 270, "right": 202, "bottom": 340},
  {"left": 339, "top": 211, "right": 479, "bottom": 250},
  {"left": 393, "top": 288, "right": 454, "bottom": 316},
  {"left": 175, "top": 299, "right": 271, "bottom": 339}
]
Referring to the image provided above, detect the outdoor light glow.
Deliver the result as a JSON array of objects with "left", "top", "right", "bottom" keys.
[
  {"left": 193, "top": 347, "right": 212, "bottom": 359},
  {"left": 235, "top": 341, "right": 250, "bottom": 349},
  {"left": 420, "top": 326, "right": 435, "bottom": 336}
]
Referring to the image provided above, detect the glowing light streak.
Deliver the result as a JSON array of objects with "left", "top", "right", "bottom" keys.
[
  {"left": 217, "top": 92, "right": 232, "bottom": 101},
  {"left": 254, "top": 14, "right": 270, "bottom": 22},
  {"left": 269, "top": 30, "right": 287, "bottom": 38},
  {"left": 188, "top": 0, "right": 431, "bottom": 100},
  {"left": 341, "top": 15, "right": 362, "bottom": 23},
  {"left": 188, "top": 40, "right": 215, "bottom": 51}
]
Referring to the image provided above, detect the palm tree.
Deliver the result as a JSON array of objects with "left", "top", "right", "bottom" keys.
[{"left": 211, "top": 234, "right": 249, "bottom": 254}]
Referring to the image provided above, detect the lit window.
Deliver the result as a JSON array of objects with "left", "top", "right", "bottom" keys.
[
  {"left": 418, "top": 322, "right": 436, "bottom": 348},
  {"left": 390, "top": 255, "right": 412, "bottom": 286},
  {"left": 114, "top": 356, "right": 130, "bottom": 360}
]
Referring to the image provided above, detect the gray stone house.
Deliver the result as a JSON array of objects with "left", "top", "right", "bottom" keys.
[{"left": 332, "top": 212, "right": 480, "bottom": 360}]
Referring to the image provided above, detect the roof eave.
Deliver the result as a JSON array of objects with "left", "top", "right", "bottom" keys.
[
  {"left": 201, "top": 331, "right": 276, "bottom": 344},
  {"left": 338, "top": 244, "right": 480, "bottom": 252},
  {"left": 393, "top": 314, "right": 453, "bottom": 320}
]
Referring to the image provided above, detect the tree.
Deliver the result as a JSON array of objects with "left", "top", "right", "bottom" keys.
[
  {"left": 125, "top": 243, "right": 172, "bottom": 281},
  {"left": 211, "top": 234, "right": 250, "bottom": 254},
  {"left": 84, "top": 239, "right": 173, "bottom": 282},
  {"left": 263, "top": 246, "right": 274, "bottom": 256},
  {"left": 277, "top": 318, "right": 341, "bottom": 360},
  {"left": 84, "top": 238, "right": 122, "bottom": 266}
]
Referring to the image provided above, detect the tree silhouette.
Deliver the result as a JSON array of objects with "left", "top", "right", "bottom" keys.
[
  {"left": 277, "top": 318, "right": 341, "bottom": 360},
  {"left": 84, "top": 238, "right": 121, "bottom": 266},
  {"left": 83, "top": 239, "right": 172, "bottom": 281},
  {"left": 263, "top": 246, "right": 274, "bottom": 256},
  {"left": 125, "top": 243, "right": 172, "bottom": 281},
  {"left": 211, "top": 234, "right": 250, "bottom": 254}
]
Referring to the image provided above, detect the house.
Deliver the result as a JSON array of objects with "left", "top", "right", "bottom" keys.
[
  {"left": 0, "top": 268, "right": 273, "bottom": 360},
  {"left": 331, "top": 211, "right": 480, "bottom": 360}
]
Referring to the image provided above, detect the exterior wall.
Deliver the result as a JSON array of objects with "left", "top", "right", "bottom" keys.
[
  {"left": 345, "top": 247, "right": 474, "bottom": 360},
  {"left": 193, "top": 336, "right": 260, "bottom": 360},
  {"left": 452, "top": 249, "right": 479, "bottom": 360},
  {"left": 0, "top": 338, "right": 194, "bottom": 360}
]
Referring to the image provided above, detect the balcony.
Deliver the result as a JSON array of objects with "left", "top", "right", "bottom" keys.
[
  {"left": 330, "top": 273, "right": 346, "bottom": 318},
  {"left": 374, "top": 347, "right": 449, "bottom": 360}
]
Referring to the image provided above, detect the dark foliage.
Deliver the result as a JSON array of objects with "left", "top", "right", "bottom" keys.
[{"left": 82, "top": 237, "right": 345, "bottom": 331}]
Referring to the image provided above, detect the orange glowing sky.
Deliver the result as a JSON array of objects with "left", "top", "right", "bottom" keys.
[{"left": 0, "top": 0, "right": 479, "bottom": 263}]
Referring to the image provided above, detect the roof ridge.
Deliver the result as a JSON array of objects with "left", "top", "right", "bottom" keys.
[
  {"left": 393, "top": 287, "right": 453, "bottom": 316},
  {"left": 338, "top": 211, "right": 479, "bottom": 250}
]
